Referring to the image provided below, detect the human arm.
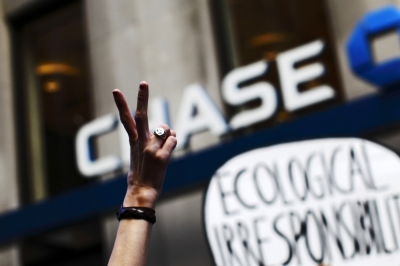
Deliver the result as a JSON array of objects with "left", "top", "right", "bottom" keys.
[{"left": 108, "top": 81, "right": 177, "bottom": 266}]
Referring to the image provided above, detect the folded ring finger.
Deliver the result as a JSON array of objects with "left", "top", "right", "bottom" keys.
[{"left": 149, "top": 124, "right": 171, "bottom": 150}]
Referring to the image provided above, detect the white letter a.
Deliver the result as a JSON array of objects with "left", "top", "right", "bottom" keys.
[{"left": 175, "top": 84, "right": 229, "bottom": 150}]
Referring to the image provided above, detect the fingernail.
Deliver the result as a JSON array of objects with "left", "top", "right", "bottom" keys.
[{"left": 139, "top": 81, "right": 147, "bottom": 90}]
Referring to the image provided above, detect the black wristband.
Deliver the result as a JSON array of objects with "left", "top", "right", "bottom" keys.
[{"left": 116, "top": 205, "right": 156, "bottom": 224}]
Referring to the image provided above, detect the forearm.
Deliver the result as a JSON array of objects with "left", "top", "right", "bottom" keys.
[
  {"left": 109, "top": 83, "right": 177, "bottom": 265},
  {"left": 108, "top": 189, "right": 158, "bottom": 266},
  {"left": 108, "top": 219, "right": 153, "bottom": 266}
]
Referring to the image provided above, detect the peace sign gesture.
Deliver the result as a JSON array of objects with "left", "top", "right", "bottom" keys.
[{"left": 112, "top": 81, "right": 177, "bottom": 209}]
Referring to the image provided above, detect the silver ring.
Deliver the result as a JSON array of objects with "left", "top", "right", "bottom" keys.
[{"left": 154, "top": 127, "right": 166, "bottom": 139}]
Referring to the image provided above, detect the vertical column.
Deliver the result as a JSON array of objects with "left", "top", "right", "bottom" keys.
[
  {"left": 84, "top": 0, "right": 144, "bottom": 260},
  {"left": 136, "top": 0, "right": 223, "bottom": 152},
  {"left": 136, "top": 0, "right": 220, "bottom": 264},
  {"left": 0, "top": 0, "right": 21, "bottom": 265},
  {"left": 85, "top": 0, "right": 143, "bottom": 170}
]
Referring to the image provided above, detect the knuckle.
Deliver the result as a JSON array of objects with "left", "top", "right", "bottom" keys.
[
  {"left": 169, "top": 136, "right": 177, "bottom": 144},
  {"left": 168, "top": 136, "right": 177, "bottom": 146},
  {"left": 160, "top": 123, "right": 170, "bottom": 130},
  {"left": 155, "top": 152, "right": 167, "bottom": 162},
  {"left": 135, "top": 111, "right": 147, "bottom": 122},
  {"left": 138, "top": 91, "right": 148, "bottom": 100},
  {"left": 143, "top": 147, "right": 154, "bottom": 156}
]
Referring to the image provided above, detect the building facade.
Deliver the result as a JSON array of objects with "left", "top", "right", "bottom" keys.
[{"left": 1, "top": 0, "right": 400, "bottom": 265}]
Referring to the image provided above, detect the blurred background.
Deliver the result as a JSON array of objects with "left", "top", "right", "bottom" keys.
[{"left": 0, "top": 0, "right": 400, "bottom": 265}]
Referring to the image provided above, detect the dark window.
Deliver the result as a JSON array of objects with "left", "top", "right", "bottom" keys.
[
  {"left": 211, "top": 0, "right": 344, "bottom": 134},
  {"left": 12, "top": 1, "right": 95, "bottom": 203},
  {"left": 11, "top": 2, "right": 104, "bottom": 265}
]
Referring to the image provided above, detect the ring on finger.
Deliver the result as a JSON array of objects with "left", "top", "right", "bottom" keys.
[{"left": 154, "top": 127, "right": 167, "bottom": 139}]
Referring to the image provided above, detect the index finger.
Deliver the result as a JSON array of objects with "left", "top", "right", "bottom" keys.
[{"left": 113, "top": 89, "right": 138, "bottom": 142}]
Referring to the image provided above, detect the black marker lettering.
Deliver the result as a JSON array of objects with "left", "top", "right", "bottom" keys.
[
  {"left": 234, "top": 168, "right": 257, "bottom": 209},
  {"left": 330, "top": 147, "right": 351, "bottom": 194},
  {"left": 253, "top": 163, "right": 279, "bottom": 205},
  {"left": 237, "top": 221, "right": 264, "bottom": 266},
  {"left": 339, "top": 202, "right": 359, "bottom": 258},
  {"left": 349, "top": 147, "right": 370, "bottom": 191},
  {"left": 320, "top": 209, "right": 344, "bottom": 260},
  {"left": 254, "top": 217, "right": 268, "bottom": 265},
  {"left": 289, "top": 211, "right": 303, "bottom": 265},
  {"left": 304, "top": 210, "right": 325, "bottom": 263},
  {"left": 306, "top": 153, "right": 325, "bottom": 199},
  {"left": 216, "top": 172, "right": 239, "bottom": 215},
  {"left": 222, "top": 224, "right": 243, "bottom": 266},
  {"left": 215, "top": 226, "right": 227, "bottom": 266},
  {"left": 288, "top": 158, "right": 308, "bottom": 201},
  {"left": 274, "top": 162, "right": 293, "bottom": 205},
  {"left": 363, "top": 201, "right": 381, "bottom": 254},
  {"left": 273, "top": 214, "right": 293, "bottom": 265}
]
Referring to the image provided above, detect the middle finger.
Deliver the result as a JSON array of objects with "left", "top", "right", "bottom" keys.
[{"left": 135, "top": 81, "right": 151, "bottom": 143}]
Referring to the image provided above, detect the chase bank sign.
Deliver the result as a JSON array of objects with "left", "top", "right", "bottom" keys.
[
  {"left": 76, "top": 39, "right": 335, "bottom": 177},
  {"left": 75, "top": 6, "right": 400, "bottom": 179},
  {"left": 348, "top": 6, "right": 400, "bottom": 88}
]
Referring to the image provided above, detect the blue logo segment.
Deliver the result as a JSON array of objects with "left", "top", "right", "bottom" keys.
[{"left": 347, "top": 6, "right": 400, "bottom": 88}]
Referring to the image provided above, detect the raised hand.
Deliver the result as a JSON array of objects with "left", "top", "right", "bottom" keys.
[{"left": 112, "top": 81, "right": 177, "bottom": 209}]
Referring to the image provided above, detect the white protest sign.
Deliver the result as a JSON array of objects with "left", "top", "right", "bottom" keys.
[{"left": 204, "top": 138, "right": 400, "bottom": 266}]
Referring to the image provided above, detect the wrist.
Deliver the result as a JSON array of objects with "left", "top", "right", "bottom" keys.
[{"left": 123, "top": 186, "right": 159, "bottom": 209}]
